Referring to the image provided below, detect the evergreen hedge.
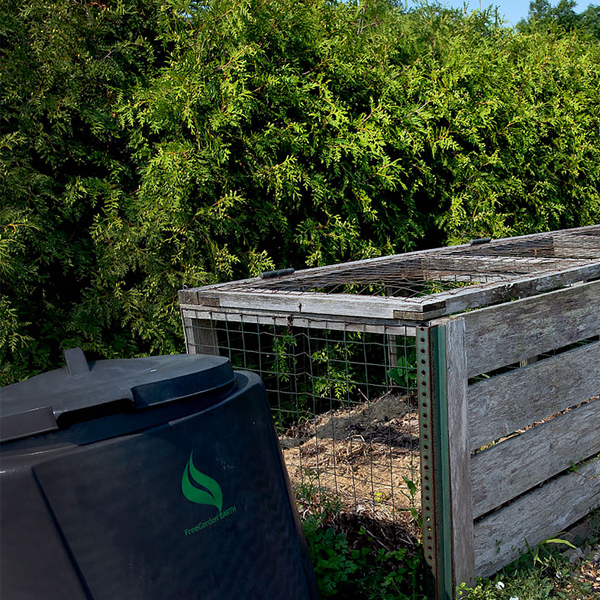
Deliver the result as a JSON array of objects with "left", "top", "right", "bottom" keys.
[{"left": 2, "top": 0, "right": 599, "bottom": 384}]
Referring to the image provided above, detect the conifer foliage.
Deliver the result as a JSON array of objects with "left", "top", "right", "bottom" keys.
[{"left": 2, "top": 0, "right": 599, "bottom": 383}]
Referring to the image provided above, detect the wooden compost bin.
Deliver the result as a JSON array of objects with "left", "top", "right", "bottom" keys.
[{"left": 179, "top": 225, "right": 600, "bottom": 599}]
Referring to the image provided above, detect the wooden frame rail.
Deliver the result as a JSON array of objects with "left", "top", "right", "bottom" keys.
[{"left": 426, "top": 279, "right": 600, "bottom": 596}]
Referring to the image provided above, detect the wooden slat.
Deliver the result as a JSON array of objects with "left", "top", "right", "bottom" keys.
[
  {"left": 444, "top": 319, "right": 475, "bottom": 586},
  {"left": 216, "top": 290, "right": 426, "bottom": 320},
  {"left": 468, "top": 339, "right": 600, "bottom": 450},
  {"left": 422, "top": 255, "right": 589, "bottom": 275},
  {"left": 473, "top": 456, "right": 600, "bottom": 577},
  {"left": 180, "top": 308, "right": 416, "bottom": 336},
  {"left": 429, "top": 263, "right": 600, "bottom": 318},
  {"left": 181, "top": 262, "right": 600, "bottom": 324},
  {"left": 195, "top": 319, "right": 220, "bottom": 355},
  {"left": 554, "top": 234, "right": 600, "bottom": 256},
  {"left": 462, "top": 229, "right": 600, "bottom": 259},
  {"left": 182, "top": 317, "right": 220, "bottom": 355},
  {"left": 179, "top": 245, "right": 473, "bottom": 297},
  {"left": 179, "top": 228, "right": 600, "bottom": 324},
  {"left": 182, "top": 314, "right": 198, "bottom": 354},
  {"left": 180, "top": 225, "right": 600, "bottom": 299},
  {"left": 471, "top": 397, "right": 600, "bottom": 519},
  {"left": 462, "top": 280, "right": 600, "bottom": 378}
]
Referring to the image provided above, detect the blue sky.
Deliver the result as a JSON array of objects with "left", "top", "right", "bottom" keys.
[{"left": 408, "top": 1, "right": 586, "bottom": 27}]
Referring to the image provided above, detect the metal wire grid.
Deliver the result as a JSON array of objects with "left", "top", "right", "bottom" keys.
[
  {"left": 185, "top": 314, "right": 421, "bottom": 534},
  {"left": 233, "top": 268, "right": 495, "bottom": 298},
  {"left": 206, "top": 227, "right": 600, "bottom": 299},
  {"left": 459, "top": 228, "right": 600, "bottom": 259},
  {"left": 179, "top": 226, "right": 600, "bottom": 544}
]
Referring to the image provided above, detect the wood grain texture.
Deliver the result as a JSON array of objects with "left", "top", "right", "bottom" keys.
[
  {"left": 432, "top": 263, "right": 600, "bottom": 318},
  {"left": 187, "top": 318, "right": 220, "bottom": 355},
  {"left": 554, "top": 234, "right": 600, "bottom": 257},
  {"left": 178, "top": 227, "right": 600, "bottom": 323},
  {"left": 216, "top": 290, "right": 426, "bottom": 320},
  {"left": 462, "top": 280, "right": 600, "bottom": 378},
  {"left": 181, "top": 225, "right": 600, "bottom": 296},
  {"left": 180, "top": 263, "right": 600, "bottom": 323},
  {"left": 473, "top": 456, "right": 600, "bottom": 577},
  {"left": 471, "top": 397, "right": 600, "bottom": 519},
  {"left": 422, "top": 255, "right": 589, "bottom": 275},
  {"left": 182, "top": 314, "right": 198, "bottom": 354},
  {"left": 180, "top": 308, "right": 416, "bottom": 336},
  {"left": 468, "top": 339, "right": 600, "bottom": 450},
  {"left": 444, "top": 319, "right": 476, "bottom": 586}
]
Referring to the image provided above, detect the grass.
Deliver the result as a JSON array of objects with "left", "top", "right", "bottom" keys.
[
  {"left": 457, "top": 536, "right": 600, "bottom": 600},
  {"left": 302, "top": 515, "right": 428, "bottom": 600},
  {"left": 458, "top": 511, "right": 600, "bottom": 600},
  {"left": 297, "top": 480, "right": 600, "bottom": 600}
]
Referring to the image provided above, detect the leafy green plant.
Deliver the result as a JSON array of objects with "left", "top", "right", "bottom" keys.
[
  {"left": 4, "top": 0, "right": 600, "bottom": 393},
  {"left": 456, "top": 527, "right": 598, "bottom": 600},
  {"left": 295, "top": 473, "right": 425, "bottom": 599},
  {"left": 310, "top": 334, "right": 364, "bottom": 404},
  {"left": 272, "top": 332, "right": 298, "bottom": 384},
  {"left": 303, "top": 517, "right": 427, "bottom": 600},
  {"left": 530, "top": 537, "right": 577, "bottom": 567},
  {"left": 387, "top": 348, "right": 418, "bottom": 391},
  {"left": 400, "top": 476, "right": 422, "bottom": 532},
  {"left": 303, "top": 520, "right": 369, "bottom": 598}
]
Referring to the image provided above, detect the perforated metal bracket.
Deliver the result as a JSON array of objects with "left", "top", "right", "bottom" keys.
[
  {"left": 416, "top": 326, "right": 437, "bottom": 574},
  {"left": 417, "top": 324, "right": 453, "bottom": 600}
]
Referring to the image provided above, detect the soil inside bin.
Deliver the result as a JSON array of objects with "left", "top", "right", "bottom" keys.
[{"left": 280, "top": 392, "right": 422, "bottom": 543}]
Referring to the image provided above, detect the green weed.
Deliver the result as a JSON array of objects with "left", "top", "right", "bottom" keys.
[
  {"left": 303, "top": 518, "right": 427, "bottom": 600},
  {"left": 387, "top": 348, "right": 418, "bottom": 391}
]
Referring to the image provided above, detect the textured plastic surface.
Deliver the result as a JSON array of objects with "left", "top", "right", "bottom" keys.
[
  {"left": 0, "top": 350, "right": 234, "bottom": 442},
  {"left": 0, "top": 357, "right": 318, "bottom": 600}
]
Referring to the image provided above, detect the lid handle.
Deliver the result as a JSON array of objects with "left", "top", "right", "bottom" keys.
[
  {"left": 64, "top": 347, "right": 90, "bottom": 376},
  {"left": 0, "top": 407, "right": 58, "bottom": 443}
]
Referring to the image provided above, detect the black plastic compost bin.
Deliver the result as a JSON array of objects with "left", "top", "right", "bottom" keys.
[{"left": 0, "top": 348, "right": 319, "bottom": 600}]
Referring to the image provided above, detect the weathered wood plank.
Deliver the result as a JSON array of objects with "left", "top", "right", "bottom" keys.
[
  {"left": 473, "top": 456, "right": 600, "bottom": 577},
  {"left": 444, "top": 319, "right": 476, "bottom": 587},
  {"left": 471, "top": 397, "right": 600, "bottom": 519},
  {"left": 180, "top": 308, "right": 417, "bottom": 336},
  {"left": 183, "top": 263, "right": 600, "bottom": 324},
  {"left": 554, "top": 233, "right": 600, "bottom": 256},
  {"left": 181, "top": 314, "right": 199, "bottom": 354},
  {"left": 468, "top": 339, "right": 600, "bottom": 450},
  {"left": 216, "top": 290, "right": 426, "bottom": 320},
  {"left": 180, "top": 225, "right": 600, "bottom": 299},
  {"left": 179, "top": 244, "right": 472, "bottom": 297},
  {"left": 461, "top": 229, "right": 600, "bottom": 259},
  {"left": 462, "top": 280, "right": 600, "bottom": 378},
  {"left": 184, "top": 318, "right": 220, "bottom": 355},
  {"left": 181, "top": 261, "right": 600, "bottom": 324},
  {"left": 179, "top": 227, "right": 600, "bottom": 323},
  {"left": 422, "top": 255, "right": 589, "bottom": 276},
  {"left": 427, "top": 263, "right": 600, "bottom": 318}
]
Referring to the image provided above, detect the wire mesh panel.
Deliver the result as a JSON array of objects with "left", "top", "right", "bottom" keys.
[
  {"left": 184, "top": 315, "right": 421, "bottom": 540},
  {"left": 182, "top": 226, "right": 600, "bottom": 325},
  {"left": 179, "top": 225, "right": 600, "bottom": 596},
  {"left": 191, "top": 227, "right": 600, "bottom": 301}
]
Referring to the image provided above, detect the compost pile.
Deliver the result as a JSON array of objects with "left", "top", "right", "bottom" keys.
[
  {"left": 280, "top": 392, "right": 421, "bottom": 541},
  {"left": 578, "top": 544, "right": 600, "bottom": 595}
]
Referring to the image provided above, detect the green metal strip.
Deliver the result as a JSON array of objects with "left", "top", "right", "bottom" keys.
[
  {"left": 416, "top": 327, "right": 436, "bottom": 575},
  {"left": 431, "top": 325, "right": 453, "bottom": 600},
  {"left": 417, "top": 324, "right": 453, "bottom": 600}
]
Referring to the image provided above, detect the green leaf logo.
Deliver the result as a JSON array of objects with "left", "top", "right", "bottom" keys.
[{"left": 181, "top": 452, "right": 223, "bottom": 512}]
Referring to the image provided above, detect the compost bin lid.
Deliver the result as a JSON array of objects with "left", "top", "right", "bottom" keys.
[{"left": 0, "top": 349, "right": 234, "bottom": 443}]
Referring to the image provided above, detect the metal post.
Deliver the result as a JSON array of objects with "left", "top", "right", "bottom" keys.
[{"left": 417, "top": 324, "right": 453, "bottom": 600}]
